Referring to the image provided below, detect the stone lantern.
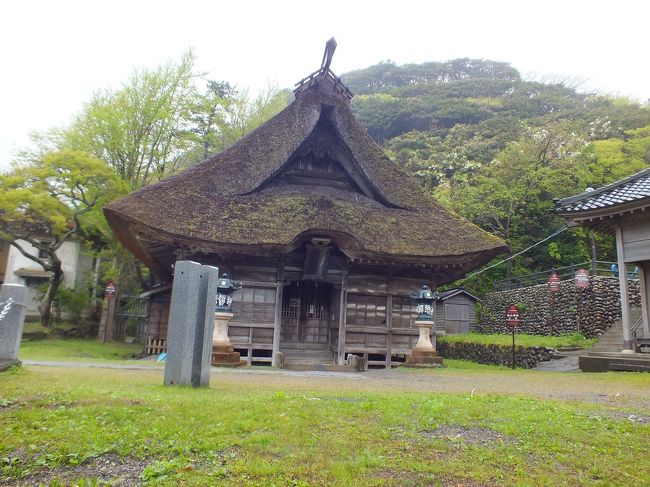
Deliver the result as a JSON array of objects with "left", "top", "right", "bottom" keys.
[
  {"left": 215, "top": 273, "right": 242, "bottom": 312},
  {"left": 406, "top": 285, "right": 443, "bottom": 366},
  {"left": 212, "top": 273, "right": 244, "bottom": 366}
]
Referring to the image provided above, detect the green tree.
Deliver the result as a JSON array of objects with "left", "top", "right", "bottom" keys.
[
  {"left": 54, "top": 56, "right": 289, "bottom": 293},
  {"left": 0, "top": 151, "right": 126, "bottom": 326},
  {"left": 586, "top": 125, "right": 650, "bottom": 186},
  {"left": 63, "top": 51, "right": 196, "bottom": 189},
  {"left": 437, "top": 121, "right": 593, "bottom": 282}
]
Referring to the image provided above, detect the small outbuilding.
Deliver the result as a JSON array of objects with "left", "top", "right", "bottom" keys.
[{"left": 435, "top": 288, "right": 481, "bottom": 334}]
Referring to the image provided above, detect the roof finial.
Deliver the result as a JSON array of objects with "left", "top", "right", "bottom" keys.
[{"left": 320, "top": 37, "right": 337, "bottom": 72}]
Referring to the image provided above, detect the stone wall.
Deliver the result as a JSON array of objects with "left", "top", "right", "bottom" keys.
[
  {"left": 477, "top": 277, "right": 640, "bottom": 338},
  {"left": 437, "top": 341, "right": 552, "bottom": 368}
]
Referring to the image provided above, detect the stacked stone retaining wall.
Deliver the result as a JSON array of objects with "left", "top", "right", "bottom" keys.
[
  {"left": 437, "top": 341, "right": 552, "bottom": 368},
  {"left": 477, "top": 276, "right": 640, "bottom": 338}
]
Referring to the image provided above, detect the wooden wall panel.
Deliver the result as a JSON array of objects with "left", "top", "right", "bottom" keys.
[
  {"left": 233, "top": 264, "right": 277, "bottom": 283},
  {"left": 622, "top": 215, "right": 650, "bottom": 261},
  {"left": 390, "top": 276, "right": 427, "bottom": 295},
  {"left": 347, "top": 274, "right": 388, "bottom": 294}
]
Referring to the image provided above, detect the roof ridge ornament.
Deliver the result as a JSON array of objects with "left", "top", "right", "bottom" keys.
[
  {"left": 294, "top": 37, "right": 353, "bottom": 100},
  {"left": 321, "top": 37, "right": 337, "bottom": 72}
]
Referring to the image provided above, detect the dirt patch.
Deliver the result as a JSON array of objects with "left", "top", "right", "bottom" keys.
[
  {"left": 374, "top": 470, "right": 493, "bottom": 486},
  {"left": 601, "top": 411, "right": 650, "bottom": 424},
  {"left": 422, "top": 425, "right": 511, "bottom": 446},
  {"left": 13, "top": 454, "right": 150, "bottom": 486}
]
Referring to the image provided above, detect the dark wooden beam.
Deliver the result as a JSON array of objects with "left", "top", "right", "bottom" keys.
[
  {"left": 337, "top": 266, "right": 348, "bottom": 365},
  {"left": 271, "top": 260, "right": 285, "bottom": 367}
]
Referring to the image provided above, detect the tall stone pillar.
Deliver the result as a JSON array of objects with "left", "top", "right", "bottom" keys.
[
  {"left": 193, "top": 265, "right": 220, "bottom": 387},
  {"left": 164, "top": 261, "right": 219, "bottom": 387},
  {"left": 0, "top": 284, "right": 27, "bottom": 366}
]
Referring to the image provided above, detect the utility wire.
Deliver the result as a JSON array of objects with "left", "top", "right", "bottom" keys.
[{"left": 462, "top": 225, "right": 570, "bottom": 282}]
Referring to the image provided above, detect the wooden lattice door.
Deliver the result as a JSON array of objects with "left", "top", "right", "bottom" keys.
[{"left": 281, "top": 281, "right": 331, "bottom": 345}]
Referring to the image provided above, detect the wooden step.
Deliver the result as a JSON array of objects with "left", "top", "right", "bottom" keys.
[
  {"left": 580, "top": 352, "right": 650, "bottom": 372},
  {"left": 282, "top": 363, "right": 360, "bottom": 372},
  {"left": 282, "top": 350, "right": 333, "bottom": 358},
  {"left": 280, "top": 342, "right": 330, "bottom": 351}
]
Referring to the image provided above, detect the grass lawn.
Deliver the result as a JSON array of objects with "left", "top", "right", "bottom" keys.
[
  {"left": 1, "top": 365, "right": 649, "bottom": 486},
  {"left": 440, "top": 332, "right": 596, "bottom": 349},
  {"left": 19, "top": 337, "right": 145, "bottom": 363}
]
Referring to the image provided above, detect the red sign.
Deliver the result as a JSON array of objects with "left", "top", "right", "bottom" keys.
[
  {"left": 574, "top": 268, "right": 590, "bottom": 289},
  {"left": 105, "top": 281, "right": 117, "bottom": 300},
  {"left": 506, "top": 304, "right": 521, "bottom": 326},
  {"left": 547, "top": 272, "right": 561, "bottom": 292}
]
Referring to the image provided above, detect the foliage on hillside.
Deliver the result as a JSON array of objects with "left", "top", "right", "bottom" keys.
[{"left": 343, "top": 59, "right": 650, "bottom": 293}]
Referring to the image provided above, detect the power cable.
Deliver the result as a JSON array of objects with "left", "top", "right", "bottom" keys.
[{"left": 462, "top": 225, "right": 570, "bottom": 282}]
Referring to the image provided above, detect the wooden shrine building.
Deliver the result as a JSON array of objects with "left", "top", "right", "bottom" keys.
[
  {"left": 105, "top": 49, "right": 506, "bottom": 368},
  {"left": 557, "top": 168, "right": 650, "bottom": 371}
]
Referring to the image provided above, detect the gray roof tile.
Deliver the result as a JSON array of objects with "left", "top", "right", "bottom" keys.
[{"left": 556, "top": 168, "right": 650, "bottom": 213}]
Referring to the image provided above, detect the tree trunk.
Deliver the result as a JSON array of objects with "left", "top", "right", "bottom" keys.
[{"left": 40, "top": 256, "right": 64, "bottom": 327}]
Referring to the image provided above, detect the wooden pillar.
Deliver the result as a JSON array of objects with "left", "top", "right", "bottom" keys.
[
  {"left": 639, "top": 263, "right": 650, "bottom": 337},
  {"left": 272, "top": 260, "right": 284, "bottom": 368},
  {"left": 615, "top": 224, "right": 634, "bottom": 352},
  {"left": 102, "top": 296, "right": 117, "bottom": 343},
  {"left": 385, "top": 272, "right": 393, "bottom": 369},
  {"left": 337, "top": 268, "right": 348, "bottom": 365}
]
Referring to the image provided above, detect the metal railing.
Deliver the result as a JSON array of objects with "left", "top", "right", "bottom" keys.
[
  {"left": 631, "top": 316, "right": 646, "bottom": 351},
  {"left": 113, "top": 295, "right": 149, "bottom": 340},
  {"left": 493, "top": 261, "right": 640, "bottom": 291}
]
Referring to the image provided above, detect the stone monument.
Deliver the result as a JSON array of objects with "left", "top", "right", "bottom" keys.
[
  {"left": 164, "top": 261, "right": 219, "bottom": 387},
  {"left": 0, "top": 284, "right": 27, "bottom": 369}
]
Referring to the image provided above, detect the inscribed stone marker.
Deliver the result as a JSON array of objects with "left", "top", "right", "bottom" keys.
[
  {"left": 0, "top": 284, "right": 27, "bottom": 362},
  {"left": 164, "top": 261, "right": 202, "bottom": 386},
  {"left": 192, "top": 264, "right": 219, "bottom": 387}
]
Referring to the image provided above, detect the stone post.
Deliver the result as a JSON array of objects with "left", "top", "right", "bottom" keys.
[
  {"left": 211, "top": 311, "right": 242, "bottom": 366},
  {"left": 0, "top": 284, "right": 27, "bottom": 366},
  {"left": 164, "top": 261, "right": 220, "bottom": 387},
  {"left": 193, "top": 265, "right": 219, "bottom": 387},
  {"left": 406, "top": 320, "right": 443, "bottom": 366}
]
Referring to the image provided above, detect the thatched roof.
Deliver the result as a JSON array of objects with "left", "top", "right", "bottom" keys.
[{"left": 105, "top": 71, "right": 506, "bottom": 278}]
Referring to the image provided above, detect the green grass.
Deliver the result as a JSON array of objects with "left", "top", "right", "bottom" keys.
[
  {"left": 440, "top": 332, "right": 596, "bottom": 349},
  {"left": 432, "top": 358, "right": 511, "bottom": 370},
  {"left": 19, "top": 338, "right": 144, "bottom": 363},
  {"left": 22, "top": 320, "right": 79, "bottom": 334},
  {"left": 1, "top": 366, "right": 648, "bottom": 485}
]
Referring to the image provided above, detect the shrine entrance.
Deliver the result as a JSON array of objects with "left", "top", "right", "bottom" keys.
[{"left": 280, "top": 281, "right": 333, "bottom": 348}]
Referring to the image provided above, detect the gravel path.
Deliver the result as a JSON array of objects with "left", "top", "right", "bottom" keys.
[
  {"left": 22, "top": 360, "right": 650, "bottom": 409},
  {"left": 533, "top": 350, "right": 582, "bottom": 372}
]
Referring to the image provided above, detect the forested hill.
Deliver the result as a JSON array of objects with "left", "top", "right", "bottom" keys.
[{"left": 341, "top": 59, "right": 650, "bottom": 290}]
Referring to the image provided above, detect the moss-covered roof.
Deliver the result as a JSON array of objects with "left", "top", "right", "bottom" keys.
[{"left": 105, "top": 73, "right": 506, "bottom": 269}]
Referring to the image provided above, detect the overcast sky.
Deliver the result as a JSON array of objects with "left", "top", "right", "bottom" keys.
[{"left": 1, "top": 0, "right": 648, "bottom": 170}]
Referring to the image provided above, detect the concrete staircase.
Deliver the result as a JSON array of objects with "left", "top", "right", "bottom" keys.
[
  {"left": 279, "top": 348, "right": 362, "bottom": 372},
  {"left": 282, "top": 348, "right": 334, "bottom": 365},
  {"left": 589, "top": 307, "right": 642, "bottom": 354},
  {"left": 580, "top": 307, "right": 650, "bottom": 372}
]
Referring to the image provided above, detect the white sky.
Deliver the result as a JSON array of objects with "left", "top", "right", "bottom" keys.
[{"left": 1, "top": 0, "right": 648, "bottom": 170}]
